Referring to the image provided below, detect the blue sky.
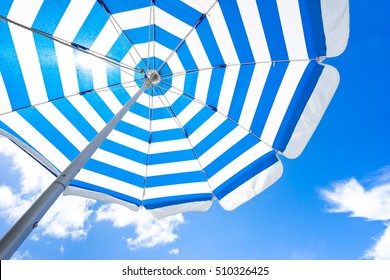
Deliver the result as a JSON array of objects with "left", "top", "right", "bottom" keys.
[{"left": 1, "top": 0, "right": 390, "bottom": 260}]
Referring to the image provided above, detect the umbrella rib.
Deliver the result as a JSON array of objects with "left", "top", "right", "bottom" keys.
[
  {"left": 152, "top": 86, "right": 214, "bottom": 194},
  {"left": 158, "top": 81, "right": 277, "bottom": 153},
  {"left": 0, "top": 80, "right": 140, "bottom": 118},
  {"left": 147, "top": 0, "right": 156, "bottom": 70},
  {"left": 160, "top": 57, "right": 320, "bottom": 80},
  {"left": 96, "top": 0, "right": 148, "bottom": 70},
  {"left": 0, "top": 15, "right": 138, "bottom": 77},
  {"left": 156, "top": 1, "right": 219, "bottom": 73}
]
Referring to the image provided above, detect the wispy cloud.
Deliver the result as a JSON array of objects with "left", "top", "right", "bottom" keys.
[
  {"left": 0, "top": 138, "right": 95, "bottom": 241},
  {"left": 0, "top": 137, "right": 185, "bottom": 255},
  {"left": 95, "top": 204, "right": 185, "bottom": 250},
  {"left": 168, "top": 248, "right": 180, "bottom": 255},
  {"left": 321, "top": 166, "right": 390, "bottom": 259}
]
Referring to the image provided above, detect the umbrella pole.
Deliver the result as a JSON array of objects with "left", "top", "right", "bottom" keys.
[{"left": 0, "top": 84, "right": 148, "bottom": 259}]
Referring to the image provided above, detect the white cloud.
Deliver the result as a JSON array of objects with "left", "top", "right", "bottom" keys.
[
  {"left": 0, "top": 138, "right": 94, "bottom": 240},
  {"left": 168, "top": 248, "right": 180, "bottom": 255},
  {"left": 95, "top": 204, "right": 185, "bottom": 250},
  {"left": 0, "top": 137, "right": 185, "bottom": 254},
  {"left": 321, "top": 166, "right": 390, "bottom": 259},
  {"left": 11, "top": 250, "right": 31, "bottom": 260}
]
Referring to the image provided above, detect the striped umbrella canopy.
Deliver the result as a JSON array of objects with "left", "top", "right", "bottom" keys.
[{"left": 0, "top": 0, "right": 349, "bottom": 225}]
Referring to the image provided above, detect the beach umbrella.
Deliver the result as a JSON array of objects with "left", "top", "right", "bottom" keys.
[{"left": 0, "top": 0, "right": 349, "bottom": 258}]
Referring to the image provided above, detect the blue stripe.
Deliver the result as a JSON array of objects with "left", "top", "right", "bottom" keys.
[
  {"left": 0, "top": 0, "right": 13, "bottom": 16},
  {"left": 213, "top": 151, "right": 279, "bottom": 200},
  {"left": 0, "top": 23, "right": 31, "bottom": 111},
  {"left": 83, "top": 92, "right": 114, "bottom": 123},
  {"left": 74, "top": 50, "right": 93, "bottom": 93},
  {"left": 204, "top": 134, "right": 259, "bottom": 178},
  {"left": 183, "top": 73, "right": 198, "bottom": 98},
  {"left": 155, "top": 25, "right": 181, "bottom": 50},
  {"left": 176, "top": 42, "right": 198, "bottom": 71},
  {"left": 148, "top": 149, "right": 197, "bottom": 165},
  {"left": 156, "top": 0, "right": 202, "bottom": 27},
  {"left": 206, "top": 67, "right": 226, "bottom": 109},
  {"left": 84, "top": 159, "right": 144, "bottom": 188},
  {"left": 299, "top": 0, "right": 327, "bottom": 58},
  {"left": 250, "top": 62, "right": 289, "bottom": 137},
  {"left": 18, "top": 108, "right": 79, "bottom": 161},
  {"left": 171, "top": 93, "right": 192, "bottom": 116},
  {"left": 52, "top": 98, "right": 97, "bottom": 141},
  {"left": 184, "top": 106, "right": 215, "bottom": 135},
  {"left": 71, "top": 179, "right": 142, "bottom": 206},
  {"left": 219, "top": 1, "right": 254, "bottom": 62},
  {"left": 74, "top": 2, "right": 109, "bottom": 49},
  {"left": 107, "top": 64, "right": 121, "bottom": 87},
  {"left": 102, "top": 0, "right": 150, "bottom": 14},
  {"left": 152, "top": 128, "right": 186, "bottom": 142},
  {"left": 273, "top": 62, "right": 325, "bottom": 151},
  {"left": 109, "top": 84, "right": 131, "bottom": 105},
  {"left": 115, "top": 121, "right": 149, "bottom": 142},
  {"left": 147, "top": 171, "right": 205, "bottom": 187},
  {"left": 144, "top": 193, "right": 212, "bottom": 209},
  {"left": 33, "top": 33, "right": 64, "bottom": 101},
  {"left": 196, "top": 18, "right": 224, "bottom": 66},
  {"left": 194, "top": 119, "right": 236, "bottom": 157},
  {"left": 32, "top": 0, "right": 71, "bottom": 34},
  {"left": 107, "top": 33, "right": 132, "bottom": 63},
  {"left": 257, "top": 1, "right": 288, "bottom": 60},
  {"left": 100, "top": 140, "right": 147, "bottom": 164},
  {"left": 124, "top": 26, "right": 150, "bottom": 45},
  {"left": 228, "top": 65, "right": 255, "bottom": 122}
]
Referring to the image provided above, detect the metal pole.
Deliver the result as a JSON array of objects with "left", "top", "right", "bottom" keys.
[{"left": 0, "top": 84, "right": 148, "bottom": 259}]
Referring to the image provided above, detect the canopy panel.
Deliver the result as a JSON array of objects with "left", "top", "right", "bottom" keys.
[{"left": 0, "top": 0, "right": 349, "bottom": 218}]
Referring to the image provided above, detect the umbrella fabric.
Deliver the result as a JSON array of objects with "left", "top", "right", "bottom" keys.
[{"left": 0, "top": 0, "right": 349, "bottom": 218}]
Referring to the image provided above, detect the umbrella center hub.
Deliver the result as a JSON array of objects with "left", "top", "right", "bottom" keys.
[{"left": 145, "top": 69, "right": 161, "bottom": 87}]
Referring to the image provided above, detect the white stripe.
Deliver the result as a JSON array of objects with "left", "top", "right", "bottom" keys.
[
  {"left": 198, "top": 126, "right": 248, "bottom": 168},
  {"left": 276, "top": 0, "right": 308, "bottom": 59},
  {"left": 37, "top": 103, "right": 89, "bottom": 151},
  {"left": 261, "top": 61, "right": 309, "bottom": 146},
  {"left": 176, "top": 100, "right": 204, "bottom": 126},
  {"left": 238, "top": 63, "right": 271, "bottom": 129},
  {"left": 144, "top": 182, "right": 211, "bottom": 200},
  {"left": 90, "top": 19, "right": 121, "bottom": 55},
  {"left": 8, "top": 0, "right": 44, "bottom": 27},
  {"left": 54, "top": 0, "right": 96, "bottom": 42},
  {"left": 95, "top": 89, "right": 121, "bottom": 115},
  {"left": 283, "top": 65, "right": 339, "bottom": 158},
  {"left": 151, "top": 117, "right": 180, "bottom": 132},
  {"left": 180, "top": 0, "right": 216, "bottom": 13},
  {"left": 237, "top": 0, "right": 271, "bottom": 62},
  {"left": 113, "top": 7, "right": 150, "bottom": 30},
  {"left": 0, "top": 73, "right": 12, "bottom": 114},
  {"left": 67, "top": 95, "right": 105, "bottom": 132},
  {"left": 155, "top": 7, "right": 192, "bottom": 39},
  {"left": 122, "top": 111, "right": 150, "bottom": 131},
  {"left": 1, "top": 113, "right": 70, "bottom": 171},
  {"left": 219, "top": 159, "right": 283, "bottom": 210},
  {"left": 74, "top": 169, "right": 143, "bottom": 199},
  {"left": 92, "top": 149, "right": 145, "bottom": 176},
  {"left": 91, "top": 58, "right": 108, "bottom": 89},
  {"left": 55, "top": 41, "right": 79, "bottom": 96},
  {"left": 208, "top": 3, "right": 239, "bottom": 64},
  {"left": 208, "top": 141, "right": 271, "bottom": 191},
  {"left": 147, "top": 160, "right": 201, "bottom": 176},
  {"left": 194, "top": 69, "right": 212, "bottom": 104},
  {"left": 107, "top": 130, "right": 149, "bottom": 154},
  {"left": 189, "top": 112, "right": 225, "bottom": 146},
  {"left": 9, "top": 25, "right": 48, "bottom": 106},
  {"left": 149, "top": 138, "right": 192, "bottom": 154},
  {"left": 217, "top": 65, "right": 240, "bottom": 116},
  {"left": 186, "top": 32, "right": 211, "bottom": 69}
]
